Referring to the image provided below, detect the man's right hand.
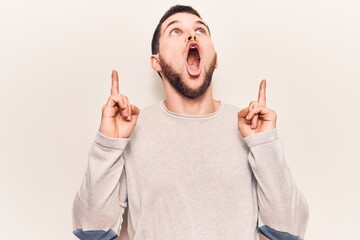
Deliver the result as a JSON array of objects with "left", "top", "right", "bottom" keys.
[{"left": 99, "top": 70, "right": 140, "bottom": 138}]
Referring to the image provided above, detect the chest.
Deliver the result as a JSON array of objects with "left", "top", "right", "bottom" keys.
[{"left": 123, "top": 121, "right": 252, "bottom": 198}]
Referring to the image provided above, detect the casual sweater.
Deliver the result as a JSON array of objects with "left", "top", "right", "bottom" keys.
[{"left": 72, "top": 101, "right": 309, "bottom": 240}]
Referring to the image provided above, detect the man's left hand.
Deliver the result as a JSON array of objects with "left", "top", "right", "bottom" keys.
[{"left": 237, "top": 80, "right": 277, "bottom": 138}]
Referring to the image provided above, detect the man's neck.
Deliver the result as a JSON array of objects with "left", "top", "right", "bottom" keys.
[{"left": 163, "top": 84, "right": 220, "bottom": 116}]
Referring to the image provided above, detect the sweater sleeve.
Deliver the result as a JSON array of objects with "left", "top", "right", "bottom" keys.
[
  {"left": 72, "top": 132, "right": 130, "bottom": 240},
  {"left": 244, "top": 129, "right": 309, "bottom": 240}
]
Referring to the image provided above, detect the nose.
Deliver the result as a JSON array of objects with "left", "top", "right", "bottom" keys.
[{"left": 187, "top": 34, "right": 197, "bottom": 42}]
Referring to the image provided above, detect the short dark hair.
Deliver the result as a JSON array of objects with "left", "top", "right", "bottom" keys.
[{"left": 151, "top": 5, "right": 209, "bottom": 54}]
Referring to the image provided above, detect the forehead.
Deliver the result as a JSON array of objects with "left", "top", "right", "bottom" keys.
[{"left": 161, "top": 12, "right": 203, "bottom": 32}]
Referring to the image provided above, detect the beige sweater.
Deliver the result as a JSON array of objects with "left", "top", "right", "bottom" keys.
[{"left": 72, "top": 101, "right": 308, "bottom": 240}]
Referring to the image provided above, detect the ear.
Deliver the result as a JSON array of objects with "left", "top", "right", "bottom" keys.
[{"left": 150, "top": 54, "right": 162, "bottom": 72}]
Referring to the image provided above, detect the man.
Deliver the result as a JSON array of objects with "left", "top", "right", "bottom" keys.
[{"left": 72, "top": 5, "right": 308, "bottom": 240}]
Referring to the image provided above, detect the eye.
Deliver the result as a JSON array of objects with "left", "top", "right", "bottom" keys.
[
  {"left": 195, "top": 28, "right": 206, "bottom": 35},
  {"left": 170, "top": 28, "right": 181, "bottom": 36}
]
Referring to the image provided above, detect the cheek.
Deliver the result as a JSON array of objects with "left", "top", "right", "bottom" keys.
[
  {"left": 160, "top": 45, "right": 182, "bottom": 62},
  {"left": 206, "top": 42, "right": 216, "bottom": 56},
  {"left": 160, "top": 40, "right": 179, "bottom": 53},
  {"left": 202, "top": 46, "right": 216, "bottom": 63}
]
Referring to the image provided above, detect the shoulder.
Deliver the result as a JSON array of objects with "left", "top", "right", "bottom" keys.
[
  {"left": 220, "top": 102, "right": 242, "bottom": 114},
  {"left": 137, "top": 102, "right": 162, "bottom": 120},
  {"left": 134, "top": 102, "right": 165, "bottom": 130}
]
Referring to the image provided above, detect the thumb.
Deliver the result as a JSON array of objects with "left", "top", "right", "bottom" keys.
[
  {"left": 238, "top": 107, "right": 249, "bottom": 119},
  {"left": 130, "top": 104, "right": 140, "bottom": 116}
]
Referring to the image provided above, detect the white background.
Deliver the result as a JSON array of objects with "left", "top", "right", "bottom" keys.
[{"left": 1, "top": 0, "right": 359, "bottom": 239}]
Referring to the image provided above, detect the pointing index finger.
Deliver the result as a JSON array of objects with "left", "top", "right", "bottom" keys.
[
  {"left": 111, "top": 70, "right": 120, "bottom": 96},
  {"left": 257, "top": 79, "right": 267, "bottom": 106}
]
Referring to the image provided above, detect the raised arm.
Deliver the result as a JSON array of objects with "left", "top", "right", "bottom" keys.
[
  {"left": 238, "top": 80, "right": 309, "bottom": 239},
  {"left": 72, "top": 70, "right": 140, "bottom": 240}
]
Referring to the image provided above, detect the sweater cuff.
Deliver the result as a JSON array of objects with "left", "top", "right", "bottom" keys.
[
  {"left": 243, "top": 128, "right": 278, "bottom": 148},
  {"left": 94, "top": 131, "right": 130, "bottom": 150}
]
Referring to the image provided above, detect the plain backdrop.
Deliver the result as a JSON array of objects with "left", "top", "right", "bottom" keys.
[{"left": 1, "top": 0, "right": 359, "bottom": 239}]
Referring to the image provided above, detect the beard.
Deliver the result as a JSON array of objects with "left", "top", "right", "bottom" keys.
[{"left": 159, "top": 53, "right": 217, "bottom": 99}]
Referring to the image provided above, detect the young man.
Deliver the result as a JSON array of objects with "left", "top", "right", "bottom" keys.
[{"left": 73, "top": 5, "right": 308, "bottom": 240}]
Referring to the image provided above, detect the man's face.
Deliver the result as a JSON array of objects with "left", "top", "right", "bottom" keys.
[{"left": 156, "top": 12, "right": 217, "bottom": 98}]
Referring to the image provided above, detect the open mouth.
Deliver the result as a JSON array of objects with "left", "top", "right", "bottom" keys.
[{"left": 186, "top": 43, "right": 201, "bottom": 77}]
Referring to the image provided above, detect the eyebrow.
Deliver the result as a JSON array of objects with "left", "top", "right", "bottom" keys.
[
  {"left": 163, "top": 20, "right": 210, "bottom": 33},
  {"left": 163, "top": 20, "right": 179, "bottom": 33},
  {"left": 195, "top": 20, "right": 210, "bottom": 32}
]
